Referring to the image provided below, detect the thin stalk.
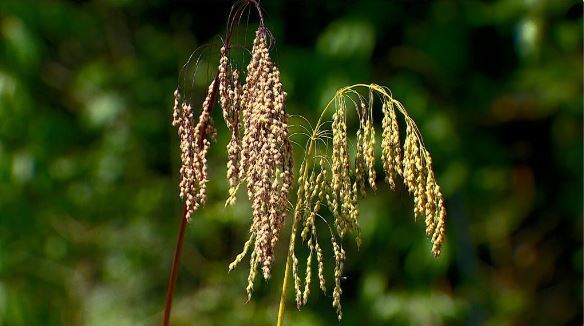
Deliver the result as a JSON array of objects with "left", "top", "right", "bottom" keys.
[
  {"left": 277, "top": 219, "right": 296, "bottom": 326},
  {"left": 163, "top": 205, "right": 188, "bottom": 326}
]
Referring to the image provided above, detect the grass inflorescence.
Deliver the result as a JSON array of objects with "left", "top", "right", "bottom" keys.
[
  {"left": 167, "top": 2, "right": 447, "bottom": 324},
  {"left": 284, "top": 84, "right": 447, "bottom": 320}
]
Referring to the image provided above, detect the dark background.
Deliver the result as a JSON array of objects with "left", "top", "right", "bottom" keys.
[{"left": 0, "top": 0, "right": 581, "bottom": 325}]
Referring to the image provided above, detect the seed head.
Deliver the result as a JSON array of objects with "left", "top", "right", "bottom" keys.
[
  {"left": 172, "top": 79, "right": 218, "bottom": 221},
  {"left": 288, "top": 84, "right": 446, "bottom": 320},
  {"left": 226, "top": 27, "right": 293, "bottom": 284}
]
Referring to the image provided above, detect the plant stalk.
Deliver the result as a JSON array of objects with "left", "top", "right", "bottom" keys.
[
  {"left": 277, "top": 219, "right": 296, "bottom": 326},
  {"left": 163, "top": 205, "right": 188, "bottom": 326}
]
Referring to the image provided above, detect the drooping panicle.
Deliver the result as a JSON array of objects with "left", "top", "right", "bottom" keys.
[
  {"left": 172, "top": 79, "right": 218, "bottom": 221},
  {"left": 288, "top": 84, "right": 447, "bottom": 320},
  {"left": 227, "top": 26, "right": 293, "bottom": 284},
  {"left": 331, "top": 98, "right": 356, "bottom": 238}
]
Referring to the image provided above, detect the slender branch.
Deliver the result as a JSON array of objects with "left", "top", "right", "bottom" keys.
[
  {"left": 277, "top": 219, "right": 295, "bottom": 326},
  {"left": 163, "top": 205, "right": 188, "bottom": 326},
  {"left": 249, "top": 0, "right": 265, "bottom": 26}
]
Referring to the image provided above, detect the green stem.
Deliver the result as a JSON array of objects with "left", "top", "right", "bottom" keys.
[{"left": 277, "top": 218, "right": 297, "bottom": 326}]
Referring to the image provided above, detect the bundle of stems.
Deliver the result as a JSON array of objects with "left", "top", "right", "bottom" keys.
[{"left": 164, "top": 2, "right": 446, "bottom": 325}]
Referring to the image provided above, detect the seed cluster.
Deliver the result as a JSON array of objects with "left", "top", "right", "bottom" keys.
[
  {"left": 381, "top": 100, "right": 402, "bottom": 190},
  {"left": 218, "top": 46, "right": 242, "bottom": 206},
  {"left": 172, "top": 81, "right": 218, "bottom": 221},
  {"left": 395, "top": 98, "right": 445, "bottom": 257},
  {"left": 289, "top": 84, "right": 447, "bottom": 320},
  {"left": 240, "top": 27, "right": 293, "bottom": 282},
  {"left": 222, "top": 27, "right": 293, "bottom": 296},
  {"left": 329, "top": 99, "right": 360, "bottom": 242}
]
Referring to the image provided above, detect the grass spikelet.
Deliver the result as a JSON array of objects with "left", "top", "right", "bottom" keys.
[
  {"left": 315, "top": 238, "right": 326, "bottom": 293},
  {"left": 302, "top": 236, "right": 314, "bottom": 305},
  {"left": 331, "top": 239, "right": 345, "bottom": 321},
  {"left": 355, "top": 126, "right": 367, "bottom": 197},
  {"left": 364, "top": 120, "right": 377, "bottom": 190},
  {"left": 246, "top": 249, "right": 258, "bottom": 301}
]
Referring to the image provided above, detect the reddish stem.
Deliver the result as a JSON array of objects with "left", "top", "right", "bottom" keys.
[
  {"left": 163, "top": 205, "right": 188, "bottom": 326},
  {"left": 163, "top": 72, "right": 219, "bottom": 325}
]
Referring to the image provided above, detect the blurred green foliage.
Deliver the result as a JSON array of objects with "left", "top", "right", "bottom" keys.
[{"left": 0, "top": 0, "right": 581, "bottom": 325}]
